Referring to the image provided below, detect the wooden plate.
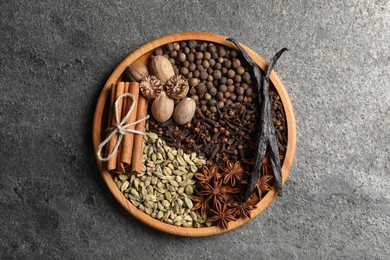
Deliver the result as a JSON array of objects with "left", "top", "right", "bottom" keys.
[{"left": 92, "top": 32, "right": 296, "bottom": 236}]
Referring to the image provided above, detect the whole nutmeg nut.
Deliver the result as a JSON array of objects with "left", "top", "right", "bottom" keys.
[
  {"left": 151, "top": 91, "right": 174, "bottom": 123},
  {"left": 140, "top": 75, "right": 163, "bottom": 99},
  {"left": 149, "top": 55, "right": 175, "bottom": 83},
  {"left": 166, "top": 75, "right": 189, "bottom": 99},
  {"left": 125, "top": 63, "right": 149, "bottom": 82},
  {"left": 172, "top": 98, "right": 196, "bottom": 125}
]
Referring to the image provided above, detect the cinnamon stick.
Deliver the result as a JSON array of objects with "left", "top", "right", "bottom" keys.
[
  {"left": 115, "top": 82, "right": 130, "bottom": 173},
  {"left": 118, "top": 82, "right": 140, "bottom": 172},
  {"left": 107, "top": 82, "right": 125, "bottom": 171},
  {"left": 130, "top": 94, "right": 148, "bottom": 174}
]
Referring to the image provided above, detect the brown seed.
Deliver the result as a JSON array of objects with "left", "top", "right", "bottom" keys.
[
  {"left": 234, "top": 75, "right": 241, "bottom": 83},
  {"left": 227, "top": 69, "right": 235, "bottom": 78},
  {"left": 178, "top": 53, "right": 186, "bottom": 62},
  {"left": 232, "top": 58, "right": 241, "bottom": 68},
  {"left": 189, "top": 78, "right": 199, "bottom": 87},
  {"left": 219, "top": 85, "right": 227, "bottom": 93},
  {"left": 236, "top": 66, "right": 245, "bottom": 75},
  {"left": 180, "top": 67, "right": 189, "bottom": 75},
  {"left": 213, "top": 70, "right": 222, "bottom": 80},
  {"left": 195, "top": 52, "right": 204, "bottom": 60}
]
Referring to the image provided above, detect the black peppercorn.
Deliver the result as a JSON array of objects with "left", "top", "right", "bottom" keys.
[
  {"left": 189, "top": 78, "right": 199, "bottom": 87},
  {"left": 193, "top": 70, "right": 200, "bottom": 78},
  {"left": 154, "top": 48, "right": 163, "bottom": 55},
  {"left": 208, "top": 44, "right": 217, "bottom": 53},
  {"left": 170, "top": 50, "right": 177, "bottom": 58},
  {"left": 242, "top": 72, "right": 251, "bottom": 82},
  {"left": 180, "top": 67, "right": 189, "bottom": 75},
  {"left": 210, "top": 106, "right": 217, "bottom": 113},
  {"left": 232, "top": 58, "right": 241, "bottom": 69},
  {"left": 212, "top": 70, "right": 222, "bottom": 80},
  {"left": 190, "top": 87, "right": 197, "bottom": 95},
  {"left": 196, "top": 83, "right": 206, "bottom": 94},
  {"left": 209, "top": 87, "right": 217, "bottom": 96},
  {"left": 234, "top": 75, "right": 241, "bottom": 83},
  {"left": 219, "top": 77, "right": 227, "bottom": 85},
  {"left": 217, "top": 46, "right": 226, "bottom": 57},
  {"left": 187, "top": 53, "right": 195, "bottom": 63},
  {"left": 219, "top": 85, "right": 227, "bottom": 93},
  {"left": 188, "top": 40, "right": 197, "bottom": 48},
  {"left": 227, "top": 69, "right": 235, "bottom": 79},
  {"left": 217, "top": 92, "right": 224, "bottom": 100},
  {"left": 204, "top": 93, "right": 211, "bottom": 100},
  {"left": 236, "top": 66, "right": 245, "bottom": 75},
  {"left": 178, "top": 53, "right": 186, "bottom": 62},
  {"left": 189, "top": 63, "right": 196, "bottom": 72},
  {"left": 245, "top": 88, "right": 253, "bottom": 96},
  {"left": 208, "top": 99, "right": 216, "bottom": 106},
  {"left": 223, "top": 59, "right": 231, "bottom": 68},
  {"left": 195, "top": 52, "right": 204, "bottom": 60},
  {"left": 200, "top": 70, "right": 208, "bottom": 80},
  {"left": 191, "top": 95, "right": 199, "bottom": 102},
  {"left": 183, "top": 60, "right": 190, "bottom": 68}
]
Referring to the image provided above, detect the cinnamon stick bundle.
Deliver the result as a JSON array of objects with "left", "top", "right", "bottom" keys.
[{"left": 117, "top": 82, "right": 140, "bottom": 173}]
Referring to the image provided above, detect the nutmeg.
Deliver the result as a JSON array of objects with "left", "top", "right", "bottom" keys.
[
  {"left": 125, "top": 63, "right": 149, "bottom": 82},
  {"left": 149, "top": 55, "right": 175, "bottom": 83},
  {"left": 140, "top": 75, "right": 163, "bottom": 99},
  {"left": 151, "top": 91, "right": 174, "bottom": 123},
  {"left": 166, "top": 75, "right": 189, "bottom": 99},
  {"left": 172, "top": 98, "right": 196, "bottom": 125}
]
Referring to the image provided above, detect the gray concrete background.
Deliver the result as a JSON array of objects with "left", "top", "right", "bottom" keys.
[{"left": 0, "top": 0, "right": 389, "bottom": 259}]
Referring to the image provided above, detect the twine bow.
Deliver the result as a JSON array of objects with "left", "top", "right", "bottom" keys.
[{"left": 97, "top": 93, "right": 149, "bottom": 161}]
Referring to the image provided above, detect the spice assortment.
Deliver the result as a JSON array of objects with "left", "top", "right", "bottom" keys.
[{"left": 98, "top": 37, "right": 288, "bottom": 230}]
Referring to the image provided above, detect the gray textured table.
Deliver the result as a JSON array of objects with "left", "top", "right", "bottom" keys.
[{"left": 1, "top": 0, "right": 389, "bottom": 259}]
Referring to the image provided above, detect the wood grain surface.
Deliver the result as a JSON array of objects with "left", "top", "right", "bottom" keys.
[{"left": 92, "top": 32, "right": 296, "bottom": 237}]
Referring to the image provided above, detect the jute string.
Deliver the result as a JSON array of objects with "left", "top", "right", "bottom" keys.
[{"left": 97, "top": 93, "right": 149, "bottom": 161}]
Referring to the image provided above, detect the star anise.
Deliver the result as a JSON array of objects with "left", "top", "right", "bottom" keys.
[
  {"left": 198, "top": 176, "right": 226, "bottom": 206},
  {"left": 191, "top": 195, "right": 209, "bottom": 218},
  {"left": 195, "top": 165, "right": 219, "bottom": 183},
  {"left": 255, "top": 175, "right": 274, "bottom": 199},
  {"left": 229, "top": 196, "right": 257, "bottom": 219},
  {"left": 209, "top": 201, "right": 236, "bottom": 229},
  {"left": 221, "top": 160, "right": 244, "bottom": 187}
]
